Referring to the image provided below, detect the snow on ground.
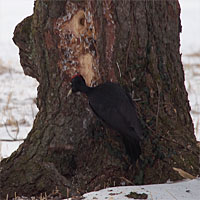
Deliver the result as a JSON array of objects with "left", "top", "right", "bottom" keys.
[
  {"left": 0, "top": 62, "right": 38, "bottom": 159},
  {"left": 179, "top": 0, "right": 200, "bottom": 140},
  {"left": 0, "top": 0, "right": 37, "bottom": 160},
  {"left": 72, "top": 178, "right": 200, "bottom": 200}
]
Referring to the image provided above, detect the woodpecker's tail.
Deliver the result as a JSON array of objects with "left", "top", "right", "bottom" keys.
[{"left": 123, "top": 136, "right": 141, "bottom": 163}]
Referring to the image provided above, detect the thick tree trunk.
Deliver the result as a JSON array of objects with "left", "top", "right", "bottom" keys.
[{"left": 0, "top": 0, "right": 199, "bottom": 198}]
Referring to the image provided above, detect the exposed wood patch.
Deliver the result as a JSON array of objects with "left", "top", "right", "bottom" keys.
[
  {"left": 79, "top": 53, "right": 94, "bottom": 86},
  {"left": 54, "top": 1, "right": 98, "bottom": 86}
]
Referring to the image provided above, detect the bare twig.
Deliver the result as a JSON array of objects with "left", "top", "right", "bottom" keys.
[
  {"left": 31, "top": 103, "right": 36, "bottom": 120},
  {"left": 125, "top": 30, "right": 134, "bottom": 70},
  {"left": 156, "top": 83, "right": 161, "bottom": 134},
  {"left": 120, "top": 176, "right": 133, "bottom": 185},
  {"left": 0, "top": 139, "right": 24, "bottom": 142},
  {"left": 166, "top": 189, "right": 178, "bottom": 200},
  {"left": 5, "top": 123, "right": 16, "bottom": 140},
  {"left": 116, "top": 62, "right": 121, "bottom": 78},
  {"left": 67, "top": 188, "right": 70, "bottom": 198},
  {"left": 3, "top": 123, "right": 22, "bottom": 142}
]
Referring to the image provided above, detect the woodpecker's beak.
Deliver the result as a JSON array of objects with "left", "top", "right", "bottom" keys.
[{"left": 67, "top": 88, "right": 72, "bottom": 97}]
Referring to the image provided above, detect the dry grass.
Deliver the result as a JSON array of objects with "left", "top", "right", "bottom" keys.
[
  {"left": 185, "top": 51, "right": 200, "bottom": 58},
  {"left": 0, "top": 65, "right": 10, "bottom": 75},
  {"left": 0, "top": 63, "right": 10, "bottom": 75},
  {"left": 5, "top": 186, "right": 70, "bottom": 200},
  {"left": 0, "top": 59, "right": 13, "bottom": 75},
  {"left": 0, "top": 58, "right": 22, "bottom": 75},
  {"left": 0, "top": 60, "right": 35, "bottom": 160},
  {"left": 0, "top": 92, "right": 30, "bottom": 138}
]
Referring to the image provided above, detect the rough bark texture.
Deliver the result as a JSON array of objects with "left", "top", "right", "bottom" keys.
[{"left": 0, "top": 0, "right": 199, "bottom": 198}]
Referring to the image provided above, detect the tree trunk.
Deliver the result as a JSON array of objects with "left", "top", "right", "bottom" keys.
[{"left": 0, "top": 0, "right": 199, "bottom": 198}]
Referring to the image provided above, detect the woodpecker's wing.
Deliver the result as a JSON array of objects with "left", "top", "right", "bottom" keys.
[{"left": 87, "top": 82, "right": 143, "bottom": 141}]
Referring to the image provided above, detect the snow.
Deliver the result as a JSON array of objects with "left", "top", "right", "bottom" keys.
[
  {"left": 72, "top": 178, "right": 200, "bottom": 200},
  {"left": 179, "top": 0, "right": 200, "bottom": 141},
  {"left": 0, "top": 0, "right": 37, "bottom": 160},
  {"left": 0, "top": 0, "right": 34, "bottom": 65},
  {"left": 0, "top": 68, "right": 38, "bottom": 159},
  {"left": 0, "top": 0, "right": 199, "bottom": 199},
  {"left": 179, "top": 0, "right": 200, "bottom": 55}
]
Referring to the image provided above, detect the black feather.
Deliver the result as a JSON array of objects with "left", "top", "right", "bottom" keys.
[{"left": 71, "top": 75, "right": 143, "bottom": 163}]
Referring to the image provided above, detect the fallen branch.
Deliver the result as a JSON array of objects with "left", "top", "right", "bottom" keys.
[{"left": 0, "top": 139, "right": 24, "bottom": 142}]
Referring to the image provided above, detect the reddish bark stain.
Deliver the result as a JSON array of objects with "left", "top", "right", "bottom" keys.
[
  {"left": 44, "top": 31, "right": 54, "bottom": 50},
  {"left": 103, "top": 0, "right": 117, "bottom": 82}
]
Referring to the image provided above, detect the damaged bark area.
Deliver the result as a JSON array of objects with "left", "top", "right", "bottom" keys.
[
  {"left": 0, "top": 0, "right": 199, "bottom": 199},
  {"left": 55, "top": 3, "right": 98, "bottom": 85}
]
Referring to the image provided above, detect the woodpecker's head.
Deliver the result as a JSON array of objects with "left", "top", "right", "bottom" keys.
[
  {"left": 68, "top": 74, "right": 88, "bottom": 97},
  {"left": 71, "top": 74, "right": 86, "bottom": 92}
]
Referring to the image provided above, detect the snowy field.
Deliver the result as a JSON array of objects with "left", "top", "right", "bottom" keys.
[
  {"left": 0, "top": 0, "right": 38, "bottom": 160},
  {"left": 0, "top": 0, "right": 199, "bottom": 199},
  {"left": 75, "top": 179, "right": 200, "bottom": 200}
]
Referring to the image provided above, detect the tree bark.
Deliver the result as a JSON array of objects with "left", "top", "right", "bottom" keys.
[{"left": 0, "top": 0, "right": 199, "bottom": 198}]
